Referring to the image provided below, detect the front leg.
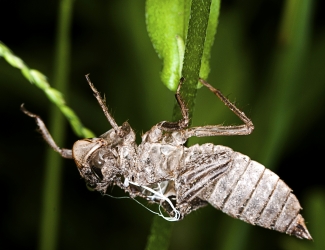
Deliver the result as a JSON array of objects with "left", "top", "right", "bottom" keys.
[
  {"left": 21, "top": 104, "right": 73, "bottom": 159},
  {"left": 160, "top": 78, "right": 254, "bottom": 138},
  {"left": 159, "top": 77, "right": 190, "bottom": 131}
]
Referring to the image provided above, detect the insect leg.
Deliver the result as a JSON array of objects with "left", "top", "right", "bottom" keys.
[
  {"left": 21, "top": 104, "right": 73, "bottom": 159},
  {"left": 160, "top": 77, "right": 190, "bottom": 131},
  {"left": 185, "top": 78, "right": 254, "bottom": 138},
  {"left": 85, "top": 74, "right": 124, "bottom": 137}
]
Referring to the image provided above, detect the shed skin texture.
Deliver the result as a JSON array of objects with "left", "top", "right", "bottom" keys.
[
  {"left": 73, "top": 123, "right": 311, "bottom": 240},
  {"left": 23, "top": 76, "right": 312, "bottom": 240}
]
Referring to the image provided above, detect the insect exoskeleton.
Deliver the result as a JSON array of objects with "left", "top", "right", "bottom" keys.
[{"left": 22, "top": 76, "right": 312, "bottom": 240}]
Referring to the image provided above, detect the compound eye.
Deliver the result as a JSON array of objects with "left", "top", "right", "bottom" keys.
[
  {"left": 89, "top": 148, "right": 115, "bottom": 181},
  {"left": 90, "top": 165, "right": 104, "bottom": 181}
]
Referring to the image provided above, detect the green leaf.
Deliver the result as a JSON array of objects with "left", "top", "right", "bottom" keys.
[
  {"left": 146, "top": 0, "right": 189, "bottom": 91},
  {"left": 146, "top": 0, "right": 220, "bottom": 91}
]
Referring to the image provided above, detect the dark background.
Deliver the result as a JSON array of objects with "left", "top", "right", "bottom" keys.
[{"left": 1, "top": 0, "right": 324, "bottom": 250}]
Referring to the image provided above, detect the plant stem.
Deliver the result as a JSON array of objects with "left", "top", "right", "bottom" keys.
[
  {"left": 146, "top": 1, "right": 212, "bottom": 249},
  {"left": 145, "top": 216, "right": 174, "bottom": 250},
  {"left": 38, "top": 1, "right": 74, "bottom": 250},
  {"left": 173, "top": 0, "right": 212, "bottom": 122}
]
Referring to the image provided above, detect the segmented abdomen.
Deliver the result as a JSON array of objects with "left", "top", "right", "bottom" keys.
[{"left": 202, "top": 151, "right": 311, "bottom": 239}]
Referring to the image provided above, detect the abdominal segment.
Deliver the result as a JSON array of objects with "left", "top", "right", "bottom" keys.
[{"left": 180, "top": 147, "right": 311, "bottom": 240}]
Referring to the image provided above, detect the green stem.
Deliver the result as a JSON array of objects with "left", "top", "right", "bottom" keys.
[
  {"left": 0, "top": 42, "right": 94, "bottom": 138},
  {"left": 38, "top": 1, "right": 74, "bottom": 249},
  {"left": 146, "top": 1, "right": 212, "bottom": 249},
  {"left": 145, "top": 216, "right": 174, "bottom": 250},
  {"left": 173, "top": 0, "right": 212, "bottom": 122}
]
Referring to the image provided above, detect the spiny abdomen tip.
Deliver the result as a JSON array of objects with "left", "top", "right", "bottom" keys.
[{"left": 287, "top": 214, "right": 312, "bottom": 240}]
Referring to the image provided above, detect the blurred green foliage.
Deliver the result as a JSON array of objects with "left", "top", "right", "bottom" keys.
[{"left": 1, "top": 1, "right": 324, "bottom": 250}]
